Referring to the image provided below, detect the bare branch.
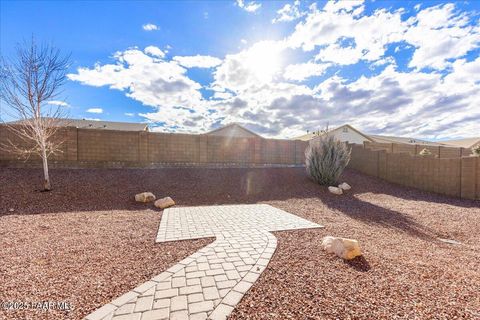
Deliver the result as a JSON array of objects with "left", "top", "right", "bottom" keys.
[{"left": 0, "top": 37, "right": 71, "bottom": 190}]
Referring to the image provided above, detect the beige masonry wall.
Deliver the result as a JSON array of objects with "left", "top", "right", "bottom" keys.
[
  {"left": 2, "top": 125, "right": 477, "bottom": 200},
  {"left": 349, "top": 144, "right": 479, "bottom": 200},
  {"left": 0, "top": 125, "right": 308, "bottom": 167},
  {"left": 364, "top": 141, "right": 472, "bottom": 158}
]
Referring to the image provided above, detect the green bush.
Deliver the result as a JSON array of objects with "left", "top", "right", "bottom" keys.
[{"left": 305, "top": 135, "right": 351, "bottom": 186}]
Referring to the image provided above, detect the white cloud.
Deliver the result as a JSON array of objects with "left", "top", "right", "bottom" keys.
[
  {"left": 144, "top": 46, "right": 165, "bottom": 58},
  {"left": 283, "top": 62, "right": 330, "bottom": 81},
  {"left": 68, "top": 48, "right": 212, "bottom": 132},
  {"left": 315, "top": 43, "right": 364, "bottom": 65},
  {"left": 235, "top": 0, "right": 261, "bottom": 13},
  {"left": 142, "top": 23, "right": 159, "bottom": 31},
  {"left": 68, "top": 48, "right": 203, "bottom": 110},
  {"left": 308, "top": 64, "right": 480, "bottom": 139},
  {"left": 213, "top": 40, "right": 286, "bottom": 92},
  {"left": 69, "top": 2, "right": 480, "bottom": 139},
  {"left": 173, "top": 55, "right": 222, "bottom": 68},
  {"left": 47, "top": 100, "right": 69, "bottom": 107},
  {"left": 404, "top": 4, "right": 480, "bottom": 70},
  {"left": 124, "top": 112, "right": 135, "bottom": 116},
  {"left": 370, "top": 56, "right": 396, "bottom": 68},
  {"left": 272, "top": 0, "right": 305, "bottom": 23},
  {"left": 323, "top": 0, "right": 364, "bottom": 14},
  {"left": 287, "top": 2, "right": 479, "bottom": 70},
  {"left": 287, "top": 3, "right": 406, "bottom": 63},
  {"left": 85, "top": 117, "right": 100, "bottom": 121},
  {"left": 86, "top": 108, "right": 103, "bottom": 114}
]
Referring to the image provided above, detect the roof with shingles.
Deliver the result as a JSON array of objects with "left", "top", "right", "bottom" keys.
[
  {"left": 10, "top": 118, "right": 149, "bottom": 131},
  {"left": 439, "top": 137, "right": 480, "bottom": 148},
  {"left": 368, "top": 134, "right": 443, "bottom": 146},
  {"left": 205, "top": 123, "right": 262, "bottom": 138},
  {"left": 293, "top": 124, "right": 373, "bottom": 142}
]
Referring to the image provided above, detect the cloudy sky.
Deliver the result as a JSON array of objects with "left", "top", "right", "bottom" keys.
[{"left": 1, "top": 0, "right": 479, "bottom": 139}]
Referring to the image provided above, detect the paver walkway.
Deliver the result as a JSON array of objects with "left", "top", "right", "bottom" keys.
[{"left": 85, "top": 204, "right": 323, "bottom": 320}]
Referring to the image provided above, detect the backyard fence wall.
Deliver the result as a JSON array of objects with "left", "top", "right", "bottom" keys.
[
  {"left": 349, "top": 144, "right": 480, "bottom": 200},
  {"left": 0, "top": 125, "right": 308, "bottom": 168},
  {"left": 364, "top": 141, "right": 473, "bottom": 158},
  {"left": 2, "top": 125, "right": 478, "bottom": 200}
]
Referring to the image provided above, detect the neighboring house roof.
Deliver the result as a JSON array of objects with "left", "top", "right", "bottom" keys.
[
  {"left": 368, "top": 134, "right": 443, "bottom": 146},
  {"left": 338, "top": 124, "right": 374, "bottom": 142},
  {"left": 10, "top": 118, "right": 149, "bottom": 131},
  {"left": 205, "top": 123, "right": 262, "bottom": 138},
  {"left": 293, "top": 124, "right": 374, "bottom": 142},
  {"left": 294, "top": 132, "right": 322, "bottom": 141},
  {"left": 439, "top": 137, "right": 480, "bottom": 148}
]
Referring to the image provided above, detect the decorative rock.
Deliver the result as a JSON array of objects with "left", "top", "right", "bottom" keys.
[
  {"left": 438, "top": 238, "right": 461, "bottom": 245},
  {"left": 328, "top": 186, "right": 343, "bottom": 195},
  {"left": 154, "top": 197, "right": 175, "bottom": 209},
  {"left": 321, "top": 236, "right": 362, "bottom": 260},
  {"left": 338, "top": 182, "right": 351, "bottom": 190},
  {"left": 135, "top": 192, "right": 156, "bottom": 203}
]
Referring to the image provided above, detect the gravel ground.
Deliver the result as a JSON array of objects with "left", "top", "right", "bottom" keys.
[{"left": 0, "top": 167, "right": 479, "bottom": 319}]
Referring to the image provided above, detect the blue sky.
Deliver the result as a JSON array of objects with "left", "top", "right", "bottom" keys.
[{"left": 1, "top": 0, "right": 479, "bottom": 139}]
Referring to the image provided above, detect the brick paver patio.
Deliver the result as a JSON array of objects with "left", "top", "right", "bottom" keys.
[{"left": 85, "top": 204, "right": 323, "bottom": 320}]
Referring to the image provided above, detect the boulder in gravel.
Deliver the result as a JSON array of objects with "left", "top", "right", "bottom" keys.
[
  {"left": 135, "top": 192, "right": 156, "bottom": 203},
  {"left": 154, "top": 197, "right": 175, "bottom": 209},
  {"left": 328, "top": 186, "right": 343, "bottom": 195},
  {"left": 321, "top": 236, "right": 362, "bottom": 260},
  {"left": 338, "top": 182, "right": 351, "bottom": 190}
]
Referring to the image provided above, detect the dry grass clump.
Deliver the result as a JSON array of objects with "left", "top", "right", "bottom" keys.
[{"left": 305, "top": 134, "right": 351, "bottom": 186}]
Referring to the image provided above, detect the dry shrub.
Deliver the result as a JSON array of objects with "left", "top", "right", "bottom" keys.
[{"left": 305, "top": 134, "right": 351, "bottom": 186}]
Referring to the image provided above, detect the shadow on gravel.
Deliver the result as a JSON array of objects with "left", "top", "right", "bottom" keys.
[
  {"left": 322, "top": 192, "right": 436, "bottom": 241},
  {"left": 344, "top": 256, "right": 371, "bottom": 272},
  {"left": 0, "top": 167, "right": 477, "bottom": 217},
  {"left": 0, "top": 167, "right": 318, "bottom": 215},
  {"left": 346, "top": 169, "right": 480, "bottom": 209}
]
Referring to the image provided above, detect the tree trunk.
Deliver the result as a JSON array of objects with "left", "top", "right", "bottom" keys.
[{"left": 41, "top": 147, "right": 51, "bottom": 191}]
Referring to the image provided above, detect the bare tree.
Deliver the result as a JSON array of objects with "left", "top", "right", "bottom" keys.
[{"left": 0, "top": 38, "right": 71, "bottom": 191}]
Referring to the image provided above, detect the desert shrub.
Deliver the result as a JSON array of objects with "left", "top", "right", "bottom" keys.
[
  {"left": 419, "top": 148, "right": 432, "bottom": 156},
  {"left": 472, "top": 145, "right": 480, "bottom": 156},
  {"left": 305, "top": 134, "right": 351, "bottom": 186}
]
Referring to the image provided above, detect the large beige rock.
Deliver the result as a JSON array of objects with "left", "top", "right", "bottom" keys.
[
  {"left": 338, "top": 182, "right": 351, "bottom": 190},
  {"left": 328, "top": 186, "right": 343, "bottom": 195},
  {"left": 135, "top": 192, "right": 156, "bottom": 203},
  {"left": 321, "top": 236, "right": 362, "bottom": 260},
  {"left": 154, "top": 197, "right": 175, "bottom": 209}
]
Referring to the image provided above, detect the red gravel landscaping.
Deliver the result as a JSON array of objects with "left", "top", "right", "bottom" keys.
[{"left": 1, "top": 167, "right": 479, "bottom": 319}]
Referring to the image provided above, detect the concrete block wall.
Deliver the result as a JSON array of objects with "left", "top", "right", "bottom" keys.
[
  {"left": 350, "top": 143, "right": 479, "bottom": 200},
  {"left": 439, "top": 146, "right": 462, "bottom": 158},
  {"left": 77, "top": 129, "right": 139, "bottom": 162},
  {"left": 0, "top": 125, "right": 303, "bottom": 167},
  {"left": 206, "top": 136, "right": 255, "bottom": 164},
  {"left": 348, "top": 145, "right": 380, "bottom": 177},
  {"left": 365, "top": 142, "right": 472, "bottom": 158},
  {"left": 460, "top": 156, "right": 480, "bottom": 199},
  {"left": 0, "top": 125, "right": 71, "bottom": 161},
  {"left": 147, "top": 133, "right": 201, "bottom": 163}
]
